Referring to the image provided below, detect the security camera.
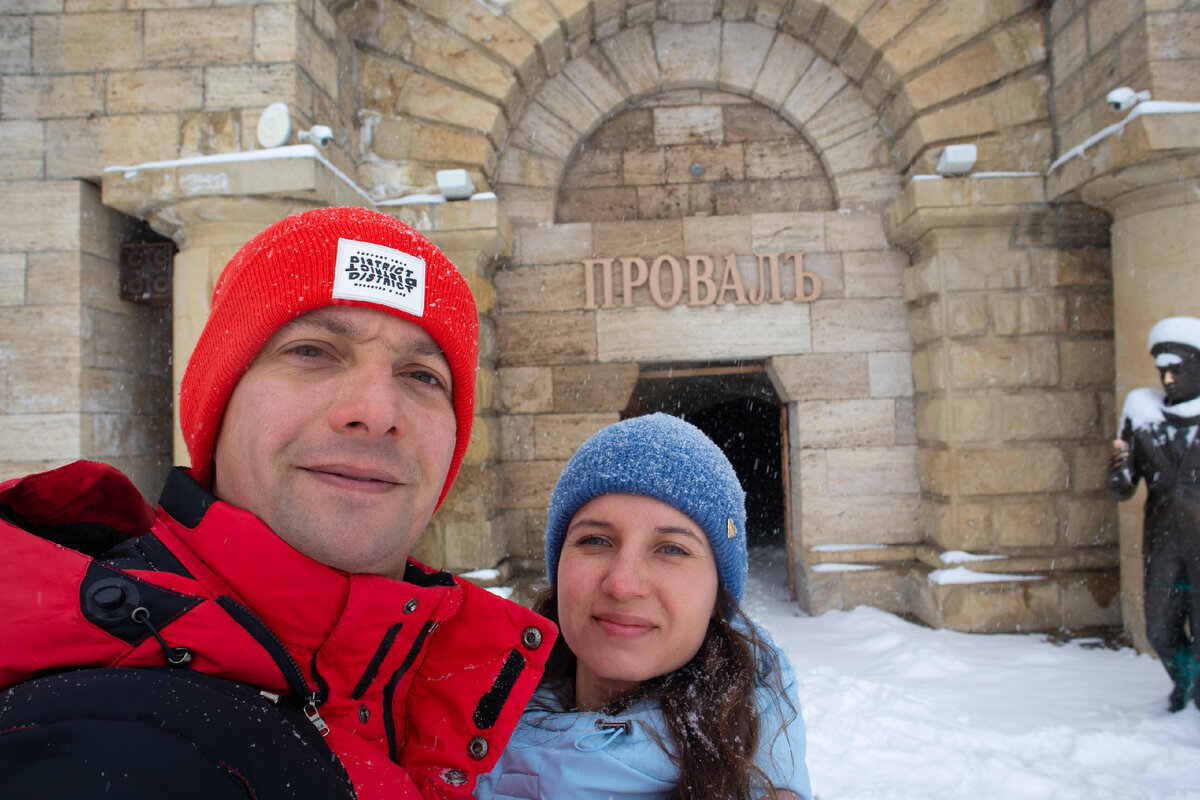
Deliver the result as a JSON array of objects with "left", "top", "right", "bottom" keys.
[
  {"left": 298, "top": 125, "right": 334, "bottom": 147},
  {"left": 1106, "top": 87, "right": 1151, "bottom": 113}
]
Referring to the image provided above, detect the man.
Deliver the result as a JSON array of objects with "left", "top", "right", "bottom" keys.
[
  {"left": 1109, "top": 316, "right": 1200, "bottom": 712},
  {"left": 0, "top": 207, "right": 554, "bottom": 797}
]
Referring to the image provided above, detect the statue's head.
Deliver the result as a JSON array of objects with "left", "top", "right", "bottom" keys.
[{"left": 1149, "top": 317, "right": 1200, "bottom": 406}]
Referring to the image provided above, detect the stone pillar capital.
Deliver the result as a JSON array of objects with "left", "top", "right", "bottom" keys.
[
  {"left": 1047, "top": 110, "right": 1200, "bottom": 218},
  {"left": 884, "top": 174, "right": 1047, "bottom": 250}
]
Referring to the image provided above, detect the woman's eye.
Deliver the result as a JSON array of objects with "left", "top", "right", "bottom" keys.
[
  {"left": 657, "top": 543, "right": 689, "bottom": 556},
  {"left": 575, "top": 534, "right": 610, "bottom": 547}
]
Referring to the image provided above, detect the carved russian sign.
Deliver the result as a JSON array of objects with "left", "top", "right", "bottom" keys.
[{"left": 582, "top": 252, "right": 821, "bottom": 309}]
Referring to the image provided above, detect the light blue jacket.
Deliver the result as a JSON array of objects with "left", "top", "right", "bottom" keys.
[{"left": 474, "top": 639, "right": 811, "bottom": 800}]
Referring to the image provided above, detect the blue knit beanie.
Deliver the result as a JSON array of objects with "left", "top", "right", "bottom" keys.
[{"left": 544, "top": 413, "right": 749, "bottom": 602}]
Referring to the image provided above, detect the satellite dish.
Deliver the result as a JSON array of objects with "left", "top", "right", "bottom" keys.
[{"left": 256, "top": 102, "right": 291, "bottom": 149}]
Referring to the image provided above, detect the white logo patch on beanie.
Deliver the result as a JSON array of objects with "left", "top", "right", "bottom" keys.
[{"left": 333, "top": 238, "right": 425, "bottom": 316}]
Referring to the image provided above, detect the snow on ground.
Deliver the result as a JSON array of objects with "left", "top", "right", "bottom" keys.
[{"left": 742, "top": 547, "right": 1200, "bottom": 800}]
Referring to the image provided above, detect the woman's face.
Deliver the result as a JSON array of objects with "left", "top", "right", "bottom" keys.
[{"left": 556, "top": 493, "right": 720, "bottom": 710}]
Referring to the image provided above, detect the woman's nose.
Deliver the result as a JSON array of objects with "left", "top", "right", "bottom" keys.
[{"left": 601, "top": 553, "right": 649, "bottom": 599}]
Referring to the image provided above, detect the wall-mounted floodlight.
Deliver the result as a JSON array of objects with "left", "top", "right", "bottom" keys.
[
  {"left": 256, "top": 102, "right": 291, "bottom": 149},
  {"left": 437, "top": 168, "right": 476, "bottom": 200},
  {"left": 936, "top": 144, "right": 977, "bottom": 177}
]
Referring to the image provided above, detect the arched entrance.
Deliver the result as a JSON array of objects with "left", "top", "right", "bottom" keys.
[{"left": 624, "top": 363, "right": 794, "bottom": 597}]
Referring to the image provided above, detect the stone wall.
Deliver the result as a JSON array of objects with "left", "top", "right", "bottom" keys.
[{"left": 0, "top": 180, "right": 170, "bottom": 498}]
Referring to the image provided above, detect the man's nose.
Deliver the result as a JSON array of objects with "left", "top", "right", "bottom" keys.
[{"left": 329, "top": 362, "right": 406, "bottom": 437}]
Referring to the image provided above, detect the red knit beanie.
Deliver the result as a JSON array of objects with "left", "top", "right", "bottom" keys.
[{"left": 179, "top": 207, "right": 478, "bottom": 509}]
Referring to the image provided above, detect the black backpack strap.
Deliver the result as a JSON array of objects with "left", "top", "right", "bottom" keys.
[{"left": 0, "top": 668, "right": 356, "bottom": 800}]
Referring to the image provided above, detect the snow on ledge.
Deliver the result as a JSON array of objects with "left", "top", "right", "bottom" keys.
[
  {"left": 812, "top": 563, "right": 880, "bottom": 573},
  {"left": 810, "top": 543, "right": 889, "bottom": 552},
  {"left": 929, "top": 566, "right": 1043, "bottom": 585},
  {"left": 941, "top": 550, "right": 1007, "bottom": 564},
  {"left": 1047, "top": 100, "right": 1200, "bottom": 175},
  {"left": 458, "top": 567, "right": 501, "bottom": 581},
  {"left": 486, "top": 586, "right": 515, "bottom": 599}
]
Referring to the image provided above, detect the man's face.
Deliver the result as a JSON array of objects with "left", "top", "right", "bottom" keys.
[
  {"left": 211, "top": 306, "right": 457, "bottom": 579},
  {"left": 1157, "top": 345, "right": 1200, "bottom": 406}
]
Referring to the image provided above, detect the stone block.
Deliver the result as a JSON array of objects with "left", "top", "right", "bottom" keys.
[
  {"left": 144, "top": 7, "right": 253, "bottom": 66},
  {"left": 1064, "top": 498, "right": 1117, "bottom": 548},
  {"left": 498, "top": 148, "right": 560, "bottom": 189},
  {"left": 843, "top": 250, "right": 906, "bottom": 298},
  {"left": 1060, "top": 571, "right": 1121, "bottom": 629},
  {"left": 752, "top": 35, "right": 815, "bottom": 108},
  {"left": 750, "top": 211, "right": 825, "bottom": 252},
  {"left": 599, "top": 26, "right": 661, "bottom": 96},
  {"left": 868, "top": 351, "right": 913, "bottom": 398},
  {"left": 994, "top": 501, "right": 1058, "bottom": 548},
  {"left": 0, "top": 121, "right": 43, "bottom": 181},
  {"left": 715, "top": 177, "right": 834, "bottom": 216},
  {"left": 946, "top": 295, "right": 990, "bottom": 338},
  {"left": 743, "top": 140, "right": 824, "bottom": 181},
  {"left": 681, "top": 215, "right": 751, "bottom": 255},
  {"left": 498, "top": 367, "right": 553, "bottom": 414},
  {"left": 805, "top": 85, "right": 875, "bottom": 148},
  {"left": 0, "top": 180, "right": 82, "bottom": 252},
  {"left": 2, "top": 74, "right": 104, "bottom": 120},
  {"left": 0, "top": 413, "right": 81, "bottom": 461},
  {"left": 497, "top": 310, "right": 596, "bottom": 367},
  {"left": 794, "top": 398, "right": 895, "bottom": 448},
  {"left": 537, "top": 72, "right": 604, "bottom": 134},
  {"left": 720, "top": 20, "right": 775, "bottom": 90},
  {"left": 561, "top": 52, "right": 626, "bottom": 114},
  {"left": 811, "top": 298, "right": 911, "bottom": 352},
  {"left": 796, "top": 449, "right": 827, "bottom": 496},
  {"left": 1033, "top": 249, "right": 1111, "bottom": 288},
  {"left": 558, "top": 187, "right": 639, "bottom": 224},
  {"left": 596, "top": 303, "right": 811, "bottom": 362},
  {"left": 514, "top": 223, "right": 592, "bottom": 265},
  {"left": 501, "top": 414, "right": 536, "bottom": 461},
  {"left": 97, "top": 114, "right": 181, "bottom": 177},
  {"left": 801, "top": 493, "right": 919, "bottom": 545},
  {"left": 827, "top": 445, "right": 919, "bottom": 496},
  {"left": 253, "top": 3, "right": 296, "bottom": 63},
  {"left": 1000, "top": 392, "right": 1098, "bottom": 441},
  {"left": 621, "top": 147, "right": 666, "bottom": 185},
  {"left": 107, "top": 69, "right": 204, "bottom": 114},
  {"left": 534, "top": 412, "right": 619, "bottom": 459},
  {"left": 895, "top": 397, "right": 917, "bottom": 445},
  {"left": 1072, "top": 442, "right": 1113, "bottom": 494},
  {"left": 0, "top": 254, "right": 24, "bottom": 306},
  {"left": 910, "top": 346, "right": 946, "bottom": 392},
  {"left": 665, "top": 143, "right": 745, "bottom": 183},
  {"left": 653, "top": 20, "right": 720, "bottom": 85},
  {"left": 992, "top": 294, "right": 1068, "bottom": 336},
  {"left": 824, "top": 211, "right": 887, "bottom": 251},
  {"left": 936, "top": 577, "right": 1060, "bottom": 634},
  {"left": 948, "top": 342, "right": 1059, "bottom": 388},
  {"left": 0, "top": 17, "right": 31, "bottom": 74},
  {"left": 441, "top": 519, "right": 507, "bottom": 573},
  {"left": 494, "top": 263, "right": 588, "bottom": 312},
  {"left": 591, "top": 219, "right": 685, "bottom": 259},
  {"left": 551, "top": 362, "right": 639, "bottom": 413},
  {"left": 840, "top": 566, "right": 912, "bottom": 617},
  {"left": 766, "top": 352, "right": 869, "bottom": 401},
  {"left": 502, "top": 458, "right": 566, "bottom": 509},
  {"left": 782, "top": 55, "right": 848, "bottom": 125},
  {"left": 33, "top": 13, "right": 143, "bottom": 72},
  {"left": 1067, "top": 292, "right": 1113, "bottom": 334},
  {"left": 955, "top": 446, "right": 1070, "bottom": 495},
  {"left": 563, "top": 148, "right": 622, "bottom": 188},
  {"left": 204, "top": 63, "right": 298, "bottom": 109},
  {"left": 907, "top": 301, "right": 941, "bottom": 345},
  {"left": 652, "top": 105, "right": 724, "bottom": 146},
  {"left": 942, "top": 248, "right": 1031, "bottom": 291}
]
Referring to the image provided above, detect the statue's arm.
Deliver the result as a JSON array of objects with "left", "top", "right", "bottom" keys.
[{"left": 1107, "top": 438, "right": 1138, "bottom": 501}]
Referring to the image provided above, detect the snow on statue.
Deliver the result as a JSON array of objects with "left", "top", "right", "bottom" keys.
[{"left": 1108, "top": 316, "right": 1200, "bottom": 713}]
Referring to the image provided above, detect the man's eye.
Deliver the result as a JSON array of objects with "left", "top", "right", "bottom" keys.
[
  {"left": 409, "top": 370, "right": 441, "bottom": 386},
  {"left": 288, "top": 344, "right": 327, "bottom": 359}
]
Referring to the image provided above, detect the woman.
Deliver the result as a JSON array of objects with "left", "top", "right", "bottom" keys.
[{"left": 476, "top": 413, "right": 811, "bottom": 800}]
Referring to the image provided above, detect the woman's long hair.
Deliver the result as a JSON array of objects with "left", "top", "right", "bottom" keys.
[{"left": 533, "top": 586, "right": 794, "bottom": 800}]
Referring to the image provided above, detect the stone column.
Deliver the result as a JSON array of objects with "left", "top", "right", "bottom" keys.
[
  {"left": 886, "top": 176, "right": 1119, "bottom": 633},
  {"left": 1048, "top": 110, "right": 1200, "bottom": 648}
]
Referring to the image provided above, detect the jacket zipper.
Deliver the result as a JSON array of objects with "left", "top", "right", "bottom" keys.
[{"left": 216, "top": 594, "right": 330, "bottom": 736}]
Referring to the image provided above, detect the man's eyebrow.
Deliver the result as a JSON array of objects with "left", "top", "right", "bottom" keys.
[{"left": 284, "top": 310, "right": 449, "bottom": 363}]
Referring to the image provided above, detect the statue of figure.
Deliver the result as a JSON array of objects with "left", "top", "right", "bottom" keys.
[{"left": 1109, "top": 316, "right": 1200, "bottom": 712}]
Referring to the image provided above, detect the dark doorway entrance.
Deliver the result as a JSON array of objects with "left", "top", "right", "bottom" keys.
[{"left": 623, "top": 364, "right": 792, "bottom": 593}]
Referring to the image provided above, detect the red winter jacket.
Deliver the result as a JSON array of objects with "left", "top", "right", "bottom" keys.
[{"left": 0, "top": 461, "right": 555, "bottom": 799}]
